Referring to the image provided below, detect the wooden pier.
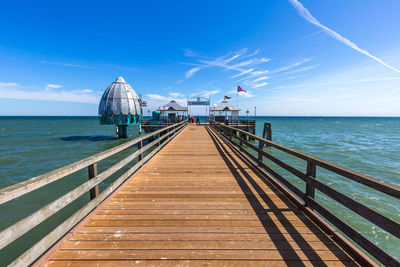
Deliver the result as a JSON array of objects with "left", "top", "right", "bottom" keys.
[
  {"left": 142, "top": 119, "right": 256, "bottom": 135},
  {"left": 1, "top": 122, "right": 399, "bottom": 266}
]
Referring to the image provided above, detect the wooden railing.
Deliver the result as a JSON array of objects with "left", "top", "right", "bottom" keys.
[
  {"left": 0, "top": 121, "right": 187, "bottom": 266},
  {"left": 210, "top": 121, "right": 400, "bottom": 266}
]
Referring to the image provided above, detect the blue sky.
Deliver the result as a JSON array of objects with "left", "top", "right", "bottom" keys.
[{"left": 1, "top": 0, "right": 400, "bottom": 116}]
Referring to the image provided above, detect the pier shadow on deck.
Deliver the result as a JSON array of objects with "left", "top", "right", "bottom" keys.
[{"left": 205, "top": 125, "right": 357, "bottom": 266}]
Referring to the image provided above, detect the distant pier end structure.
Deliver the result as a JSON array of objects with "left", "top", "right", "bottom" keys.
[
  {"left": 158, "top": 100, "right": 188, "bottom": 122},
  {"left": 210, "top": 100, "right": 256, "bottom": 136},
  {"left": 210, "top": 100, "right": 240, "bottom": 123},
  {"left": 98, "top": 76, "right": 143, "bottom": 138}
]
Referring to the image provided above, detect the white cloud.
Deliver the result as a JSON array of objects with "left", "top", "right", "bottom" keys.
[
  {"left": 238, "top": 74, "right": 271, "bottom": 89},
  {"left": 248, "top": 70, "right": 270, "bottom": 76},
  {"left": 251, "top": 76, "right": 270, "bottom": 83},
  {"left": 288, "top": 0, "right": 400, "bottom": 74},
  {"left": 224, "top": 48, "right": 248, "bottom": 63},
  {"left": 240, "top": 91, "right": 255, "bottom": 97},
  {"left": 236, "top": 70, "right": 270, "bottom": 82},
  {"left": 207, "top": 90, "right": 220, "bottom": 96},
  {"left": 39, "top": 60, "right": 94, "bottom": 69},
  {"left": 0, "top": 88, "right": 99, "bottom": 104},
  {"left": 182, "top": 48, "right": 271, "bottom": 82},
  {"left": 185, "top": 67, "right": 202, "bottom": 78},
  {"left": 283, "top": 65, "right": 316, "bottom": 75},
  {"left": 146, "top": 94, "right": 169, "bottom": 101},
  {"left": 46, "top": 84, "right": 62, "bottom": 91},
  {"left": 0, "top": 82, "right": 17, "bottom": 87},
  {"left": 271, "top": 58, "right": 312, "bottom": 74},
  {"left": 227, "top": 89, "right": 255, "bottom": 98},
  {"left": 273, "top": 76, "right": 400, "bottom": 90},
  {"left": 0, "top": 81, "right": 99, "bottom": 104},
  {"left": 190, "top": 90, "right": 220, "bottom": 98},
  {"left": 184, "top": 49, "right": 197, "bottom": 57},
  {"left": 261, "top": 47, "right": 400, "bottom": 115},
  {"left": 230, "top": 68, "right": 254, "bottom": 78},
  {"left": 231, "top": 57, "right": 270, "bottom": 69},
  {"left": 78, "top": 89, "right": 93, "bottom": 93},
  {"left": 145, "top": 93, "right": 187, "bottom": 107},
  {"left": 169, "top": 92, "right": 184, "bottom": 98},
  {"left": 252, "top": 82, "right": 269, "bottom": 88},
  {"left": 230, "top": 59, "right": 254, "bottom": 68}
]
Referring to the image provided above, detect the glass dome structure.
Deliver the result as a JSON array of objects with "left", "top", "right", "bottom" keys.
[
  {"left": 98, "top": 76, "right": 142, "bottom": 126},
  {"left": 98, "top": 76, "right": 142, "bottom": 138}
]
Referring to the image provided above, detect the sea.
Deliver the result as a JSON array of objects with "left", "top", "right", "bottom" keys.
[{"left": 0, "top": 116, "right": 399, "bottom": 264}]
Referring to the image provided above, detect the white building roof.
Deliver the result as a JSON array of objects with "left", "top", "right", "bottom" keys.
[
  {"left": 210, "top": 100, "right": 240, "bottom": 112},
  {"left": 158, "top": 100, "right": 188, "bottom": 111}
]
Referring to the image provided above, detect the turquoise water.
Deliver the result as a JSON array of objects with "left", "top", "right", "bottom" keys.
[
  {"left": 253, "top": 117, "right": 400, "bottom": 263},
  {"left": 0, "top": 116, "right": 399, "bottom": 264}
]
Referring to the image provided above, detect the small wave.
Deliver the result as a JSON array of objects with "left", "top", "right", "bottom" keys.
[{"left": 61, "top": 136, "right": 118, "bottom": 142}]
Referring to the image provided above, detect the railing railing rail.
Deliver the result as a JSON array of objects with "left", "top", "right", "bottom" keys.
[
  {"left": 210, "top": 121, "right": 400, "bottom": 266},
  {"left": 0, "top": 121, "right": 187, "bottom": 266}
]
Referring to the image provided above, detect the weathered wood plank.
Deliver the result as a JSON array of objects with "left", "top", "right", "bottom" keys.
[
  {"left": 69, "top": 233, "right": 333, "bottom": 242},
  {"left": 83, "top": 219, "right": 316, "bottom": 228},
  {"left": 51, "top": 249, "right": 353, "bottom": 261},
  {"left": 45, "top": 260, "right": 358, "bottom": 267},
  {"left": 76, "top": 226, "right": 339, "bottom": 234},
  {"left": 92, "top": 214, "right": 308, "bottom": 221},
  {"left": 62, "top": 240, "right": 344, "bottom": 251}
]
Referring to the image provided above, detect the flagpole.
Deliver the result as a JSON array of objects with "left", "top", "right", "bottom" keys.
[{"left": 236, "top": 86, "right": 238, "bottom": 108}]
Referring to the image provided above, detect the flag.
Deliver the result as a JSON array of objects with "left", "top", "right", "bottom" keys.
[
  {"left": 224, "top": 96, "right": 232, "bottom": 100},
  {"left": 237, "top": 85, "right": 247, "bottom": 93}
]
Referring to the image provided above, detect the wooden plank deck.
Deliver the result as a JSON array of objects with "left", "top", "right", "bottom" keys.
[{"left": 41, "top": 124, "right": 360, "bottom": 266}]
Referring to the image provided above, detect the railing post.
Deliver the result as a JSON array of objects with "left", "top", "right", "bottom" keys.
[
  {"left": 138, "top": 140, "right": 143, "bottom": 162},
  {"left": 239, "top": 133, "right": 244, "bottom": 151},
  {"left": 258, "top": 140, "right": 264, "bottom": 164},
  {"left": 88, "top": 163, "right": 99, "bottom": 200},
  {"left": 305, "top": 161, "right": 316, "bottom": 208},
  {"left": 262, "top": 123, "right": 272, "bottom": 147}
]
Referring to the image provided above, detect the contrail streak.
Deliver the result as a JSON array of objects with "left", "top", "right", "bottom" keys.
[{"left": 288, "top": 0, "right": 400, "bottom": 74}]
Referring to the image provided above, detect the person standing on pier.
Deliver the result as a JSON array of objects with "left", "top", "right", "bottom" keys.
[{"left": 196, "top": 116, "right": 200, "bottom": 125}]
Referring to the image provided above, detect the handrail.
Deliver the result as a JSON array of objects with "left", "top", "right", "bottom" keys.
[
  {"left": 0, "top": 121, "right": 187, "bottom": 205},
  {"left": 210, "top": 121, "right": 400, "bottom": 266},
  {"left": 0, "top": 121, "right": 187, "bottom": 266},
  {"left": 211, "top": 121, "right": 400, "bottom": 198}
]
